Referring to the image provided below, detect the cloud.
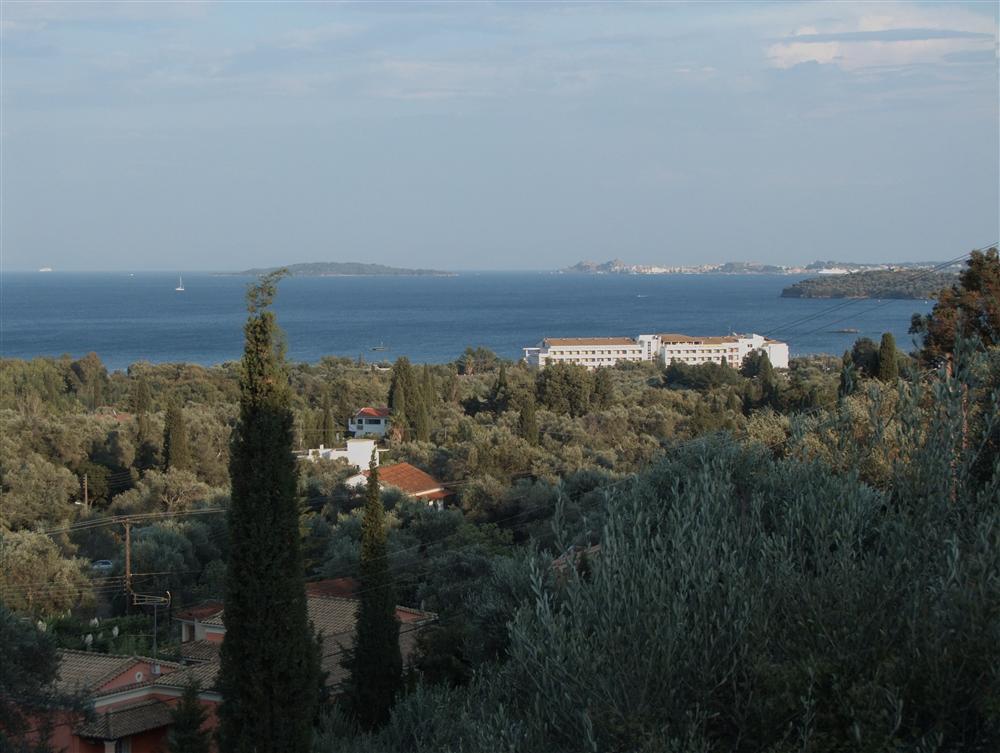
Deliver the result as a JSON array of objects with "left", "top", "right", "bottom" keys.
[{"left": 766, "top": 4, "right": 997, "bottom": 71}]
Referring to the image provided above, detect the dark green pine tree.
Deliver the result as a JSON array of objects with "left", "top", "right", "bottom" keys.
[
  {"left": 162, "top": 400, "right": 192, "bottom": 472},
  {"left": 131, "top": 375, "right": 159, "bottom": 470},
  {"left": 320, "top": 393, "right": 336, "bottom": 447},
  {"left": 877, "top": 332, "right": 899, "bottom": 382},
  {"left": 756, "top": 352, "right": 780, "bottom": 408},
  {"left": 389, "top": 357, "right": 417, "bottom": 440},
  {"left": 421, "top": 364, "right": 436, "bottom": 408},
  {"left": 341, "top": 453, "right": 403, "bottom": 729},
  {"left": 167, "top": 681, "right": 210, "bottom": 753},
  {"left": 838, "top": 350, "right": 857, "bottom": 399},
  {"left": 218, "top": 271, "right": 321, "bottom": 753},
  {"left": 489, "top": 363, "right": 512, "bottom": 413},
  {"left": 412, "top": 396, "right": 431, "bottom": 443},
  {"left": 519, "top": 393, "right": 539, "bottom": 446},
  {"left": 592, "top": 367, "right": 614, "bottom": 409}
]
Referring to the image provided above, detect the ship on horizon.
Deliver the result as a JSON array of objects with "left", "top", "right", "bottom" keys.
[{"left": 39, "top": 266, "right": 53, "bottom": 273}]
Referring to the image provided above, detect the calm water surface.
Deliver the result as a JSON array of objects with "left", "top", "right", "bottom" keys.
[{"left": 1, "top": 272, "right": 931, "bottom": 371}]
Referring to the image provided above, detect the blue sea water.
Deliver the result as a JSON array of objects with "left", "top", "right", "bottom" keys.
[{"left": 1, "top": 272, "right": 932, "bottom": 372}]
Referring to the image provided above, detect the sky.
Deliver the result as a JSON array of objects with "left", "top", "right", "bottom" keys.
[{"left": 1, "top": 1, "right": 997, "bottom": 272}]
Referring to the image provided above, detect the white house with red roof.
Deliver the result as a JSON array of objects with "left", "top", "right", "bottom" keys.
[{"left": 348, "top": 407, "right": 391, "bottom": 438}]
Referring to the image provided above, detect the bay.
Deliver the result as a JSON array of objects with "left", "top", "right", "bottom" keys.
[{"left": 1, "top": 272, "right": 932, "bottom": 372}]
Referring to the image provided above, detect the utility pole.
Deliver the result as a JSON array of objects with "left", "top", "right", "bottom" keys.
[{"left": 82, "top": 473, "right": 89, "bottom": 511}]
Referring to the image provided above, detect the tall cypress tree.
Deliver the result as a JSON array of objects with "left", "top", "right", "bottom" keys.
[
  {"left": 519, "top": 393, "right": 539, "bottom": 446},
  {"left": 341, "top": 453, "right": 402, "bottom": 729},
  {"left": 162, "top": 400, "right": 191, "bottom": 472},
  {"left": 218, "top": 271, "right": 320, "bottom": 753},
  {"left": 878, "top": 332, "right": 899, "bottom": 382},
  {"left": 489, "top": 363, "right": 512, "bottom": 413},
  {"left": 320, "top": 393, "right": 335, "bottom": 446},
  {"left": 389, "top": 357, "right": 417, "bottom": 440}
]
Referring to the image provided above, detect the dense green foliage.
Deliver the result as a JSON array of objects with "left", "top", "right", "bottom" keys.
[
  {"left": 1, "top": 248, "right": 997, "bottom": 753},
  {"left": 313, "top": 347, "right": 1000, "bottom": 752},
  {"left": 217, "top": 272, "right": 321, "bottom": 753},
  {"left": 911, "top": 246, "right": 1000, "bottom": 366},
  {"left": 340, "top": 457, "right": 403, "bottom": 729},
  {"left": 782, "top": 269, "right": 957, "bottom": 299},
  {"left": 0, "top": 602, "right": 83, "bottom": 752},
  {"left": 167, "top": 682, "right": 211, "bottom": 753}
]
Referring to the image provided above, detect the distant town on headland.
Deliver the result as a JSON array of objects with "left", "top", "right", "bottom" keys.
[{"left": 561, "top": 258, "right": 966, "bottom": 276}]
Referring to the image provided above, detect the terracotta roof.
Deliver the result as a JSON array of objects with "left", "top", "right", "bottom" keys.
[
  {"left": 658, "top": 333, "right": 738, "bottom": 345},
  {"left": 55, "top": 651, "right": 138, "bottom": 693},
  {"left": 177, "top": 640, "right": 220, "bottom": 664},
  {"left": 172, "top": 595, "right": 435, "bottom": 692},
  {"left": 75, "top": 699, "right": 173, "bottom": 741},
  {"left": 364, "top": 462, "right": 445, "bottom": 497},
  {"left": 154, "top": 661, "right": 220, "bottom": 691},
  {"left": 356, "top": 407, "right": 390, "bottom": 418},
  {"left": 175, "top": 601, "right": 224, "bottom": 622},
  {"left": 306, "top": 577, "right": 359, "bottom": 598},
  {"left": 544, "top": 337, "right": 636, "bottom": 347}
]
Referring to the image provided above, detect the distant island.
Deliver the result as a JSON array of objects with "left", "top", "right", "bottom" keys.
[
  {"left": 781, "top": 270, "right": 957, "bottom": 299},
  {"left": 235, "top": 262, "right": 453, "bottom": 277}
]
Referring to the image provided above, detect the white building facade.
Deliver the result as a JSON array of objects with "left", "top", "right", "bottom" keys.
[
  {"left": 297, "top": 438, "right": 382, "bottom": 470},
  {"left": 349, "top": 407, "right": 391, "bottom": 438},
  {"left": 523, "top": 332, "right": 789, "bottom": 370}
]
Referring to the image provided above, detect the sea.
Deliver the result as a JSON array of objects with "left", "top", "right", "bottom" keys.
[{"left": 1, "top": 272, "right": 932, "bottom": 372}]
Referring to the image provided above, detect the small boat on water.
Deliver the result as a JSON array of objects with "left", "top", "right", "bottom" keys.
[
  {"left": 175, "top": 276, "right": 185, "bottom": 292},
  {"left": 832, "top": 328, "right": 859, "bottom": 334},
  {"left": 371, "top": 342, "right": 388, "bottom": 352}
]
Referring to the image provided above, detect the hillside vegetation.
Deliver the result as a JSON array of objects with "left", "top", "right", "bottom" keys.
[{"left": 782, "top": 269, "right": 957, "bottom": 299}]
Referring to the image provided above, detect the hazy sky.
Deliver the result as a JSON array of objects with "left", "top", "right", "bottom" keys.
[{"left": 2, "top": 1, "right": 997, "bottom": 271}]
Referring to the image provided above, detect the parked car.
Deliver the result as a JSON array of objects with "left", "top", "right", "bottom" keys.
[{"left": 90, "top": 559, "right": 114, "bottom": 572}]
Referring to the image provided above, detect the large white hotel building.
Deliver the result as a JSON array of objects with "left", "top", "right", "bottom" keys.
[{"left": 523, "top": 333, "right": 789, "bottom": 370}]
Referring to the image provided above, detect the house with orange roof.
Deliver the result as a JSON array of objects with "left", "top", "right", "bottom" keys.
[
  {"left": 344, "top": 462, "right": 450, "bottom": 508},
  {"left": 348, "top": 407, "right": 391, "bottom": 438},
  {"left": 28, "top": 649, "right": 220, "bottom": 753}
]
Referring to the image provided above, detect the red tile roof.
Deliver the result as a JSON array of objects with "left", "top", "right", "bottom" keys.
[
  {"left": 356, "top": 407, "right": 390, "bottom": 418},
  {"left": 544, "top": 337, "right": 636, "bottom": 346},
  {"left": 364, "top": 462, "right": 445, "bottom": 497},
  {"left": 74, "top": 699, "right": 173, "bottom": 741},
  {"left": 306, "top": 577, "right": 359, "bottom": 598},
  {"left": 175, "top": 601, "right": 224, "bottom": 622}
]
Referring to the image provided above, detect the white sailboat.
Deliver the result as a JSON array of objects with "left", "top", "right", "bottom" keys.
[{"left": 175, "top": 276, "right": 185, "bottom": 292}]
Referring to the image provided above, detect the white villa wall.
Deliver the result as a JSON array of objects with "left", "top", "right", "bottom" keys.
[{"left": 300, "top": 438, "right": 380, "bottom": 470}]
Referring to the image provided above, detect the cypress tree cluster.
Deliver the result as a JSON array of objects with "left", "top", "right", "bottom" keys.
[
  {"left": 218, "top": 271, "right": 320, "bottom": 753},
  {"left": 341, "top": 453, "right": 403, "bottom": 729},
  {"left": 388, "top": 357, "right": 435, "bottom": 442},
  {"left": 162, "top": 400, "right": 191, "bottom": 472}
]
